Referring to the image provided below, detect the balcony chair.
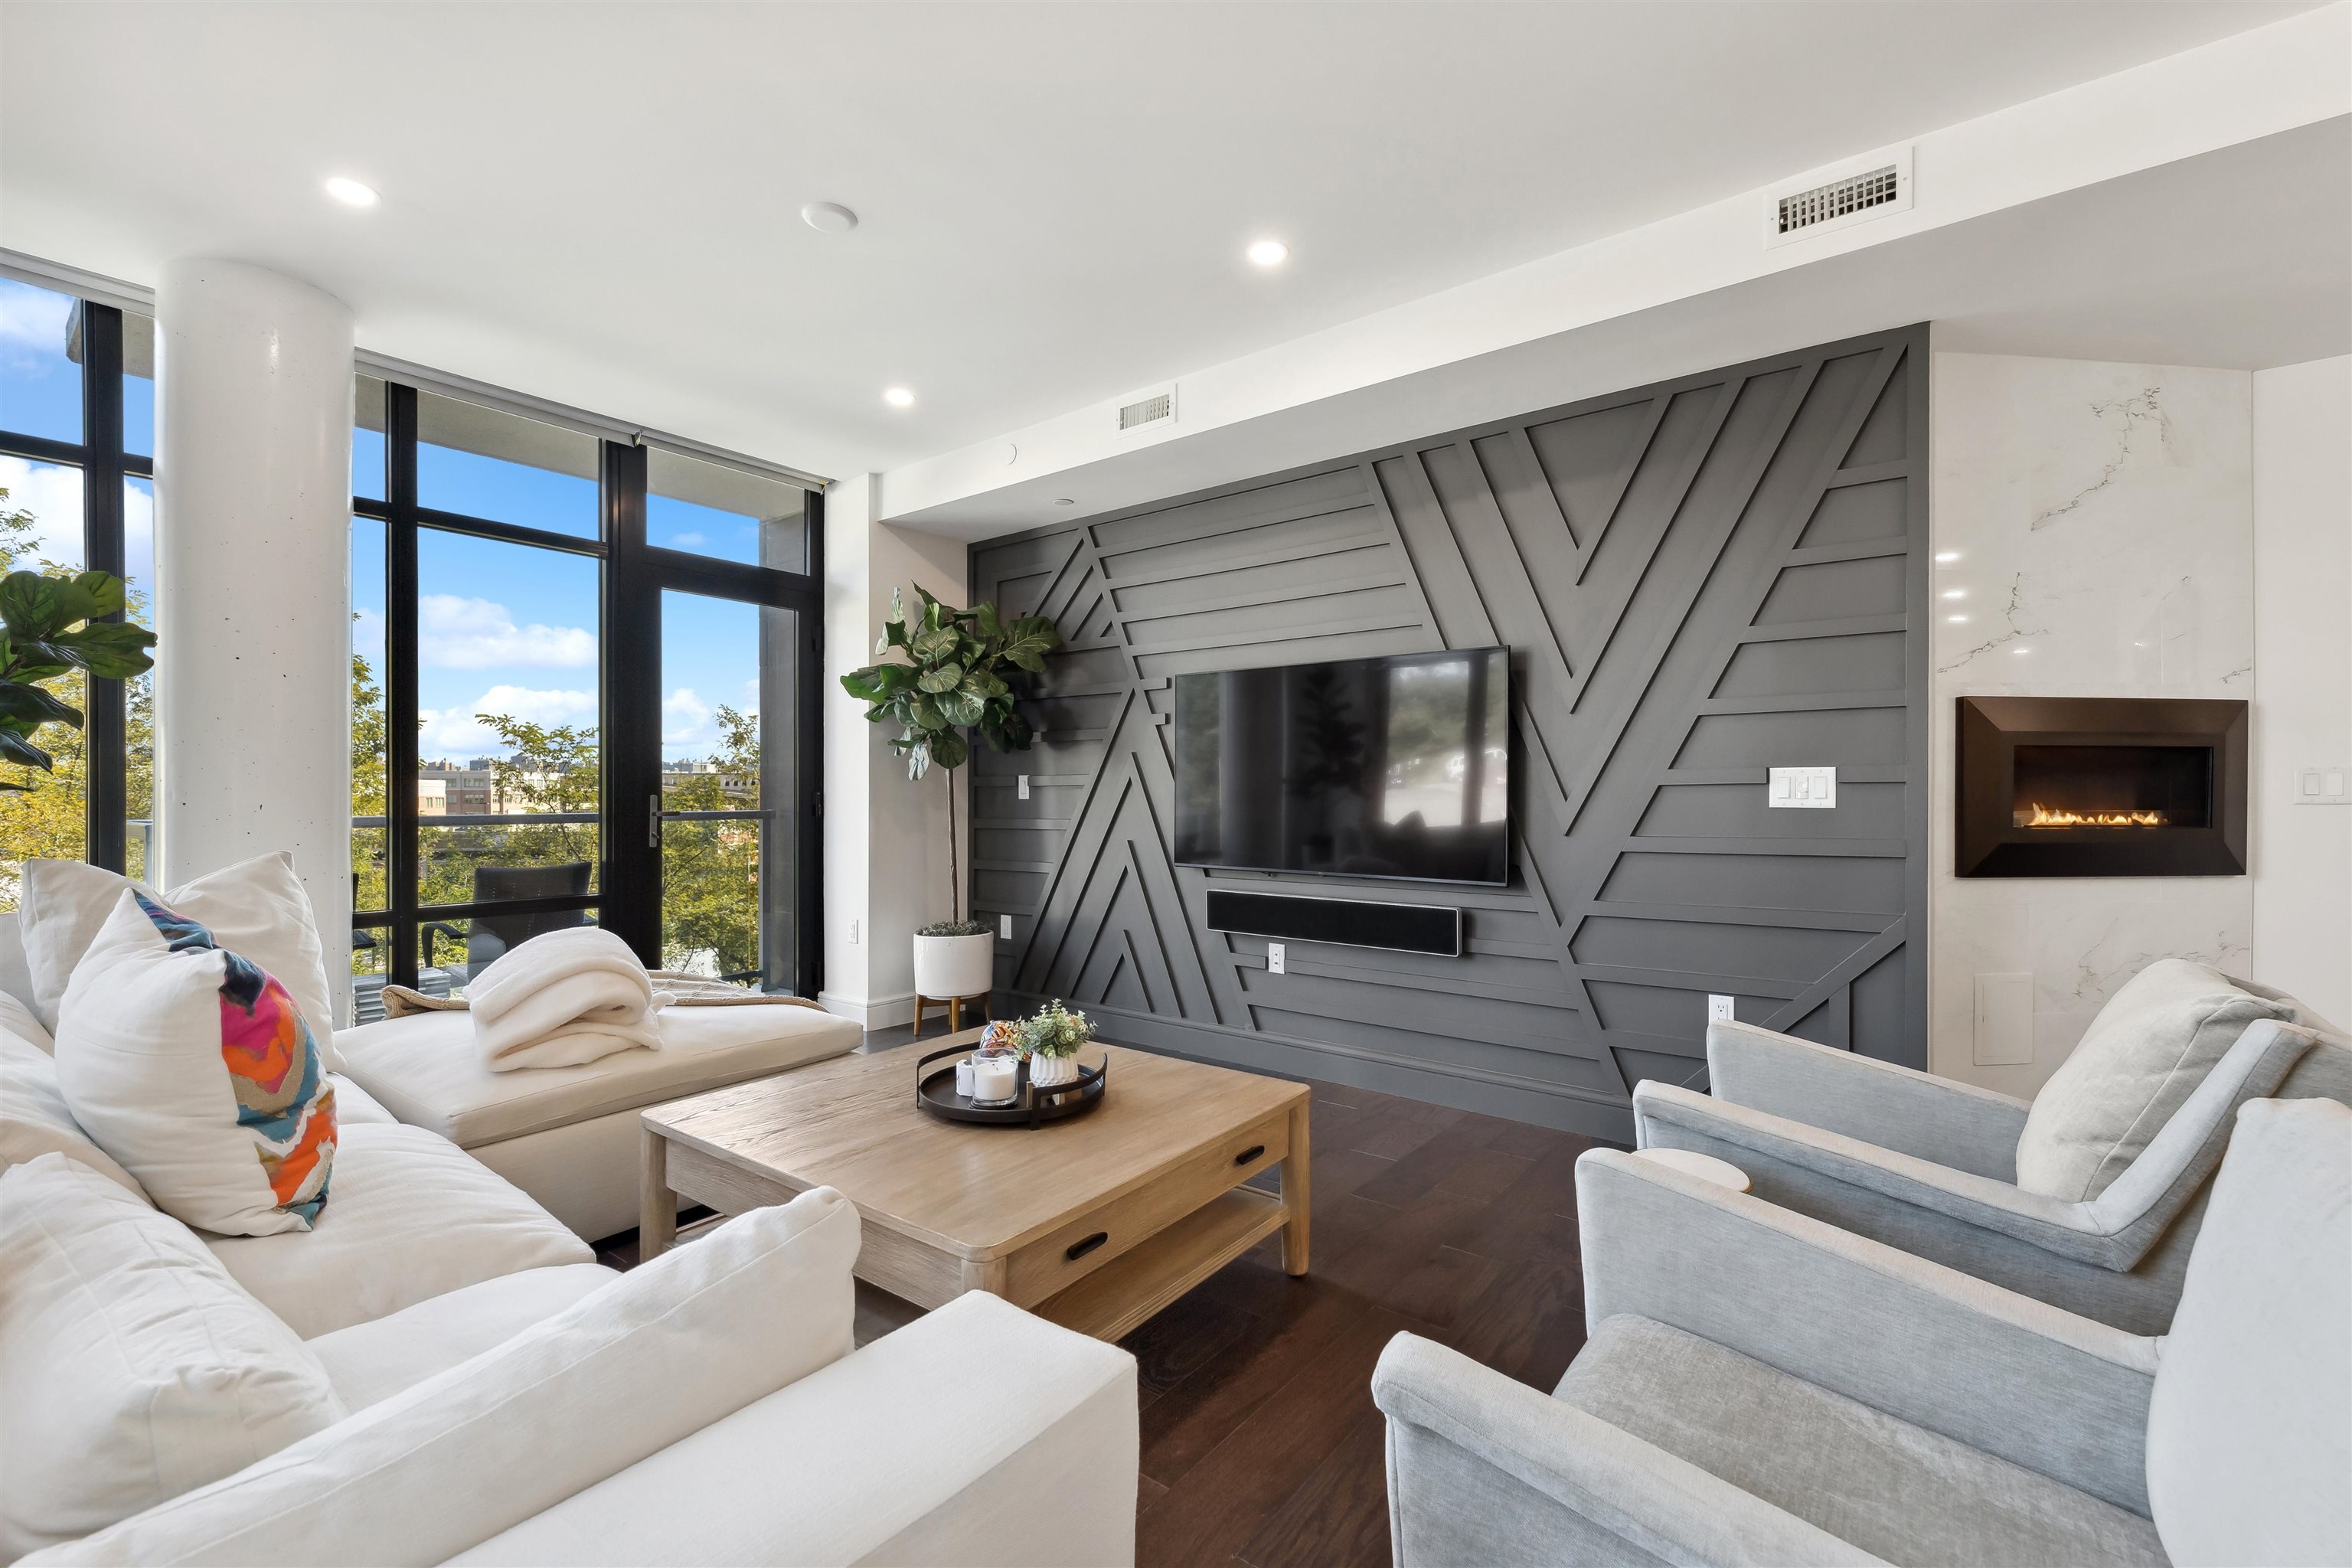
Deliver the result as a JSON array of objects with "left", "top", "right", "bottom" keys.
[
  {"left": 420, "top": 861, "right": 594, "bottom": 991},
  {"left": 1631, "top": 960, "right": 2348, "bottom": 1333},
  {"left": 1373, "top": 1096, "right": 2350, "bottom": 1568}
]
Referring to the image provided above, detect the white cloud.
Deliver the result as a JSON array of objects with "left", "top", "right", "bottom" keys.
[
  {"left": 0, "top": 453, "right": 87, "bottom": 567},
  {"left": 662, "top": 686, "right": 714, "bottom": 746},
  {"left": 0, "top": 281, "right": 74, "bottom": 372},
  {"left": 668, "top": 531, "right": 707, "bottom": 547},
  {"left": 419, "top": 684, "right": 596, "bottom": 754},
  {"left": 352, "top": 606, "right": 387, "bottom": 665},
  {"left": 417, "top": 594, "right": 595, "bottom": 669}
]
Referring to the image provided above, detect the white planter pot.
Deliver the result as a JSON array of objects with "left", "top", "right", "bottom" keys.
[
  {"left": 912, "top": 932, "right": 994, "bottom": 1000},
  {"left": 1029, "top": 1050, "right": 1083, "bottom": 1089}
]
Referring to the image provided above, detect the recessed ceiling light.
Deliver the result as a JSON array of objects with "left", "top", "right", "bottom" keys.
[
  {"left": 325, "top": 176, "right": 379, "bottom": 207},
  {"left": 1933, "top": 550, "right": 1960, "bottom": 564},
  {"left": 1246, "top": 239, "right": 1289, "bottom": 268},
  {"left": 802, "top": 201, "right": 858, "bottom": 234},
  {"left": 882, "top": 387, "right": 915, "bottom": 409},
  {"left": 1054, "top": 498, "right": 1076, "bottom": 507}
]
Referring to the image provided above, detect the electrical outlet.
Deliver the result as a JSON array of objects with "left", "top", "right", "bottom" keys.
[
  {"left": 999, "top": 913, "right": 1012, "bottom": 939},
  {"left": 1267, "top": 942, "right": 1286, "bottom": 975},
  {"left": 1768, "top": 766, "right": 1837, "bottom": 808},
  {"left": 1707, "top": 994, "right": 1736, "bottom": 1024},
  {"left": 1017, "top": 774, "right": 1030, "bottom": 800},
  {"left": 846, "top": 919, "right": 859, "bottom": 946}
]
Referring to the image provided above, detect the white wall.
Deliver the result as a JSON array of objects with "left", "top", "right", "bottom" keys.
[
  {"left": 2251, "top": 355, "right": 2352, "bottom": 1025},
  {"left": 819, "top": 475, "right": 969, "bottom": 1028},
  {"left": 1929, "top": 351, "right": 2256, "bottom": 1093}
]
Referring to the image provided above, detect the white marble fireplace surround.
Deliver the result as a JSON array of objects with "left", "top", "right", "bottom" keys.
[{"left": 1929, "top": 352, "right": 2253, "bottom": 1096}]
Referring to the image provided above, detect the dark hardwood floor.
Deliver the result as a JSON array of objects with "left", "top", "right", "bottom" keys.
[{"left": 596, "top": 1027, "right": 1613, "bottom": 1568}]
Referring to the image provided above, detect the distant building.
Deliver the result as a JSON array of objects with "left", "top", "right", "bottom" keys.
[
  {"left": 662, "top": 760, "right": 758, "bottom": 803},
  {"left": 418, "top": 761, "right": 495, "bottom": 815},
  {"left": 416, "top": 778, "right": 446, "bottom": 816}
]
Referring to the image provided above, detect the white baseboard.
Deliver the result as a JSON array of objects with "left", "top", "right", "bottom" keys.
[{"left": 817, "top": 989, "right": 916, "bottom": 1030}]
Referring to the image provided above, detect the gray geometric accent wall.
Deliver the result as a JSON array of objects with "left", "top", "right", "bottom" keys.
[{"left": 969, "top": 326, "right": 1929, "bottom": 1139}]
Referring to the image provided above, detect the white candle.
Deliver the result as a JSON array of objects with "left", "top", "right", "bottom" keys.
[
  {"left": 971, "top": 1057, "right": 1018, "bottom": 1102},
  {"left": 954, "top": 1058, "right": 975, "bottom": 1097}
]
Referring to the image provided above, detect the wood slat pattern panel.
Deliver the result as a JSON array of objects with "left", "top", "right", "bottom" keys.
[{"left": 970, "top": 328, "right": 1929, "bottom": 1138}]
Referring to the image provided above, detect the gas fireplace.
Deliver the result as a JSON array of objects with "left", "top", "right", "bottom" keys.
[{"left": 1956, "top": 697, "right": 2247, "bottom": 877}]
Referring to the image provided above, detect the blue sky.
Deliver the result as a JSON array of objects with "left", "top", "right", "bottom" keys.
[{"left": 5, "top": 277, "right": 768, "bottom": 767}]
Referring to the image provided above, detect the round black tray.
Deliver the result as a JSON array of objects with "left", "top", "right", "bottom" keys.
[{"left": 915, "top": 1043, "right": 1107, "bottom": 1128}]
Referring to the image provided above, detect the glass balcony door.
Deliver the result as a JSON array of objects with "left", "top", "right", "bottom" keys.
[{"left": 652, "top": 591, "right": 801, "bottom": 989}]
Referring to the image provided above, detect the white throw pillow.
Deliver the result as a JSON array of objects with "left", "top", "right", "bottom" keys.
[
  {"left": 40, "top": 1189, "right": 861, "bottom": 1567},
  {"left": 0, "top": 1153, "right": 345, "bottom": 1561},
  {"left": 54, "top": 890, "right": 339, "bottom": 1236},
  {"left": 1, "top": 1031, "right": 147, "bottom": 1198},
  {"left": 202, "top": 1121, "right": 594, "bottom": 1338},
  {"left": 18, "top": 853, "right": 341, "bottom": 1067},
  {"left": 2146, "top": 1098, "right": 2352, "bottom": 1568},
  {"left": 2015, "top": 959, "right": 2290, "bottom": 1202},
  {"left": 0, "top": 989, "right": 52, "bottom": 1053}
]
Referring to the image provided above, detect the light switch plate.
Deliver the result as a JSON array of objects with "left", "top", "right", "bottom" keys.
[
  {"left": 2293, "top": 765, "right": 2349, "bottom": 805},
  {"left": 846, "top": 919, "right": 859, "bottom": 946},
  {"left": 1973, "top": 972, "right": 2034, "bottom": 1066},
  {"left": 1707, "top": 994, "right": 1736, "bottom": 1024},
  {"left": 1768, "top": 766, "right": 1837, "bottom": 808},
  {"left": 998, "top": 913, "right": 1012, "bottom": 939},
  {"left": 1267, "top": 942, "right": 1286, "bottom": 975},
  {"left": 1017, "top": 774, "right": 1030, "bottom": 800}
]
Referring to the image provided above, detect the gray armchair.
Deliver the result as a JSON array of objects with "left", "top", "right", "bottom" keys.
[
  {"left": 1633, "top": 1009, "right": 2349, "bottom": 1334},
  {"left": 1373, "top": 1098, "right": 2351, "bottom": 1568}
]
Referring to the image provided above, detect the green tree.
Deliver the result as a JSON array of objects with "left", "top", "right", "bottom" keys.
[
  {"left": 659, "top": 705, "right": 763, "bottom": 980},
  {"left": 0, "top": 488, "right": 155, "bottom": 904}
]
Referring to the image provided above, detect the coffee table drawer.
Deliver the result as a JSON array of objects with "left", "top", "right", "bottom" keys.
[{"left": 1002, "top": 1109, "right": 1290, "bottom": 1307}]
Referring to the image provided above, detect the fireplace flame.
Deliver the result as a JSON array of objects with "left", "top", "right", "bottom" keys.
[{"left": 2016, "top": 802, "right": 2167, "bottom": 829}]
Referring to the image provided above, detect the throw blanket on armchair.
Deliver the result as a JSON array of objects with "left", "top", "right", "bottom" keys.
[{"left": 466, "top": 927, "right": 668, "bottom": 1071}]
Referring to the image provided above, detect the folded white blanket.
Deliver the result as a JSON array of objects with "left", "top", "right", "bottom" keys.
[{"left": 468, "top": 927, "right": 668, "bottom": 1072}]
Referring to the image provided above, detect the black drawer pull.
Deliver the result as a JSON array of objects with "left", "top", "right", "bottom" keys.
[
  {"left": 1066, "top": 1231, "right": 1109, "bottom": 1261},
  {"left": 1235, "top": 1144, "right": 1266, "bottom": 1166}
]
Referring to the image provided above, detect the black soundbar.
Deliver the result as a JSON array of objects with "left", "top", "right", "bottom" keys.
[{"left": 1204, "top": 890, "right": 1462, "bottom": 958}]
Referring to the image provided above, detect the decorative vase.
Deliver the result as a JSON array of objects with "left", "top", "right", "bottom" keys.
[
  {"left": 911, "top": 932, "right": 993, "bottom": 1001},
  {"left": 1029, "top": 1051, "right": 1081, "bottom": 1088}
]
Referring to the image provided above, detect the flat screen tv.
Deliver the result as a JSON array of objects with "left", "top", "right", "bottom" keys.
[{"left": 1173, "top": 647, "right": 1511, "bottom": 885}]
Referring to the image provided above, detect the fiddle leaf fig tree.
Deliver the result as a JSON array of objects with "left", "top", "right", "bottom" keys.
[
  {"left": 841, "top": 586, "right": 1059, "bottom": 923},
  {"left": 0, "top": 567, "right": 157, "bottom": 792}
]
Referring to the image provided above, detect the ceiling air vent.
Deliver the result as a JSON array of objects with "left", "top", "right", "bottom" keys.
[
  {"left": 1764, "top": 145, "right": 1913, "bottom": 249},
  {"left": 1114, "top": 382, "right": 1177, "bottom": 439}
]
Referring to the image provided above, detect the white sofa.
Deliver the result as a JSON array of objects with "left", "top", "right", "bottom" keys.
[
  {"left": 333, "top": 1003, "right": 861, "bottom": 1243},
  {"left": 2, "top": 905, "right": 865, "bottom": 1244},
  {"left": 1, "top": 991, "right": 1139, "bottom": 1566}
]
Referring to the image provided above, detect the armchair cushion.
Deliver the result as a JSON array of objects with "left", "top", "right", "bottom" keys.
[
  {"left": 2147, "top": 1097, "right": 2352, "bottom": 1568},
  {"left": 2017, "top": 959, "right": 2286, "bottom": 1202},
  {"left": 1556, "top": 1315, "right": 2165, "bottom": 1568},
  {"left": 30, "top": 1188, "right": 862, "bottom": 1567}
]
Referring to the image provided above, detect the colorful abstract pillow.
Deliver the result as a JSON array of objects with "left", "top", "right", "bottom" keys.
[{"left": 53, "top": 889, "right": 338, "bottom": 1236}]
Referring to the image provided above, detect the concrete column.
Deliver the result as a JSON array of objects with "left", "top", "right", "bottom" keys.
[
  {"left": 819, "top": 474, "right": 969, "bottom": 1029},
  {"left": 154, "top": 259, "right": 355, "bottom": 1018}
]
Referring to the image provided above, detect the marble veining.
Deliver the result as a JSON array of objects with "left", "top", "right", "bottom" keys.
[{"left": 1928, "top": 352, "right": 2253, "bottom": 1096}]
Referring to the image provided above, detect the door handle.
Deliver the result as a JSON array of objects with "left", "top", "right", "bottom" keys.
[{"left": 648, "top": 794, "right": 662, "bottom": 848}]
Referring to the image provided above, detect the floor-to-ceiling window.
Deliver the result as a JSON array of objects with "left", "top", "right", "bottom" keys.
[
  {"left": 351, "top": 377, "right": 821, "bottom": 1019},
  {"left": 0, "top": 276, "right": 154, "bottom": 900}
]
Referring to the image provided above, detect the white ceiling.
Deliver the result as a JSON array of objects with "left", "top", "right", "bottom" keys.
[{"left": 0, "top": 1, "right": 2319, "bottom": 479}]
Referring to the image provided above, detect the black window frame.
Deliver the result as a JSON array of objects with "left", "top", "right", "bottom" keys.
[
  {"left": 354, "top": 380, "right": 824, "bottom": 995},
  {"left": 0, "top": 297, "right": 145, "bottom": 872}
]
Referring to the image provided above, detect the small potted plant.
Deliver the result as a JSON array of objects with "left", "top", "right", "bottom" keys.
[{"left": 1018, "top": 998, "right": 1093, "bottom": 1088}]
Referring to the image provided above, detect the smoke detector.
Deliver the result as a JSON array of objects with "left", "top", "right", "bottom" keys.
[
  {"left": 1765, "top": 145, "right": 1913, "bottom": 248},
  {"left": 1114, "top": 381, "right": 1178, "bottom": 439}
]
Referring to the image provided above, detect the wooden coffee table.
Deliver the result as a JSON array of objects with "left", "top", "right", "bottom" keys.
[{"left": 638, "top": 1031, "right": 1310, "bottom": 1341}]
